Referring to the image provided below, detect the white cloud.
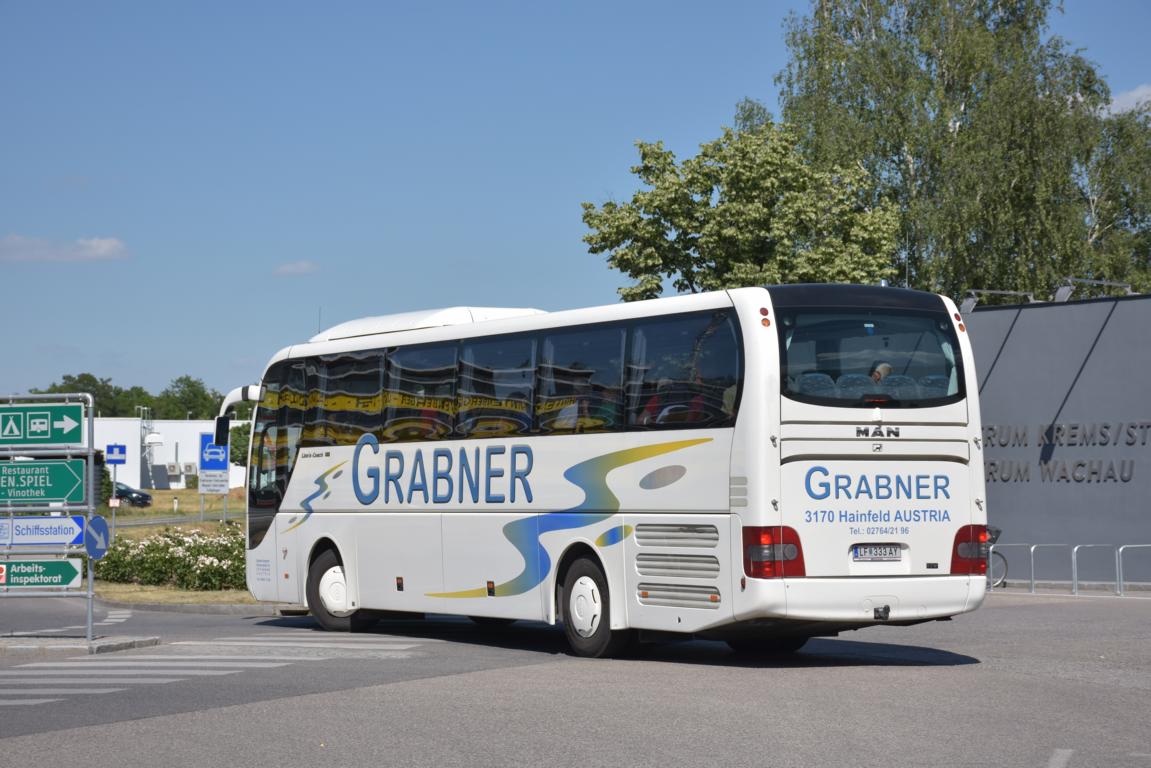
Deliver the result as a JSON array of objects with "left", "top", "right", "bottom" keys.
[
  {"left": 1111, "top": 84, "right": 1151, "bottom": 114},
  {"left": 0, "top": 234, "right": 129, "bottom": 263},
  {"left": 274, "top": 260, "right": 319, "bottom": 276}
]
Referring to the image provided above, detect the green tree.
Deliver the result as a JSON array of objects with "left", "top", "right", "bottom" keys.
[
  {"left": 153, "top": 376, "right": 222, "bottom": 420},
  {"left": 582, "top": 121, "right": 899, "bottom": 301},
  {"left": 229, "top": 423, "right": 250, "bottom": 467},
  {"left": 777, "top": 0, "right": 1151, "bottom": 296},
  {"left": 31, "top": 373, "right": 154, "bottom": 417}
]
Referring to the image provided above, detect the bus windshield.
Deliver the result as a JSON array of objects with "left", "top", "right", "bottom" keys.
[{"left": 777, "top": 308, "right": 964, "bottom": 407}]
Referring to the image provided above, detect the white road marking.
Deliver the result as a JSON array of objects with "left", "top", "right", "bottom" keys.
[
  {"left": 171, "top": 641, "right": 418, "bottom": 651},
  {"left": 1047, "top": 749, "right": 1074, "bottom": 768},
  {"left": 210, "top": 634, "right": 436, "bottom": 642},
  {"left": 77, "top": 654, "right": 327, "bottom": 662},
  {"left": 0, "top": 669, "right": 238, "bottom": 677},
  {"left": 0, "top": 678, "right": 181, "bottom": 685},
  {"left": 0, "top": 688, "right": 126, "bottom": 695},
  {"left": 0, "top": 699, "right": 61, "bottom": 706},
  {"left": 20, "top": 661, "right": 291, "bottom": 669}
]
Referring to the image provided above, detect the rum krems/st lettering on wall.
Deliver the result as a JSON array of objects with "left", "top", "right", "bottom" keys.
[{"left": 983, "top": 421, "right": 1151, "bottom": 485}]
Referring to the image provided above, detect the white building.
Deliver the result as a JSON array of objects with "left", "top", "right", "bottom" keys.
[{"left": 94, "top": 418, "right": 248, "bottom": 490}]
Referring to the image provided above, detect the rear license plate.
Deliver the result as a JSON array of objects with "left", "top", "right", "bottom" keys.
[{"left": 853, "top": 544, "right": 901, "bottom": 562}]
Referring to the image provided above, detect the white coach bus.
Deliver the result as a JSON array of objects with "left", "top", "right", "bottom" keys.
[{"left": 218, "top": 284, "right": 988, "bottom": 657}]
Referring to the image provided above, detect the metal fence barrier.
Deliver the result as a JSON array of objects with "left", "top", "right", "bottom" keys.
[
  {"left": 1118, "top": 545, "right": 1151, "bottom": 597},
  {"left": 989, "top": 541, "right": 1151, "bottom": 596}
]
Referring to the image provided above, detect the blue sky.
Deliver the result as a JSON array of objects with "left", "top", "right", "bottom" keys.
[{"left": 1, "top": 1, "right": 1147, "bottom": 397}]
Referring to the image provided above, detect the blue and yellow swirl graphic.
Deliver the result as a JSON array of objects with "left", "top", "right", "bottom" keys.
[
  {"left": 282, "top": 461, "right": 346, "bottom": 534},
  {"left": 428, "top": 438, "right": 710, "bottom": 598}
]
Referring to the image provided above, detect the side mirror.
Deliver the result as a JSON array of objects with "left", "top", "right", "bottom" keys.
[{"left": 214, "top": 415, "right": 231, "bottom": 446}]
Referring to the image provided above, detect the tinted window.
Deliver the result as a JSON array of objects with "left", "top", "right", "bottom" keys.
[
  {"left": 310, "top": 351, "right": 384, "bottom": 445},
  {"left": 458, "top": 335, "right": 536, "bottom": 438},
  {"left": 777, "top": 309, "right": 964, "bottom": 407},
  {"left": 626, "top": 310, "right": 741, "bottom": 429},
  {"left": 538, "top": 325, "right": 625, "bottom": 434},
  {"left": 383, "top": 344, "right": 458, "bottom": 441}
]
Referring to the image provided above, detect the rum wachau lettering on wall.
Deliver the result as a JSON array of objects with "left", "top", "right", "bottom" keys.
[{"left": 982, "top": 421, "right": 1148, "bottom": 484}]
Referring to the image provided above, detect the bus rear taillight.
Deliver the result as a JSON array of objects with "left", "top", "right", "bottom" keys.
[
  {"left": 743, "top": 526, "right": 805, "bottom": 579},
  {"left": 950, "top": 524, "right": 989, "bottom": 575}
]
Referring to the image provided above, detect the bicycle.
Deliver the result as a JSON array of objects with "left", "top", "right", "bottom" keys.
[{"left": 987, "top": 526, "right": 1008, "bottom": 588}]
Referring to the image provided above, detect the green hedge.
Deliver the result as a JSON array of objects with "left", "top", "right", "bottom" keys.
[{"left": 96, "top": 524, "right": 246, "bottom": 590}]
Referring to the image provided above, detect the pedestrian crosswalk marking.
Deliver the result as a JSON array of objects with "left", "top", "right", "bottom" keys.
[
  {"left": 22, "top": 661, "right": 291, "bottom": 669},
  {"left": 0, "top": 678, "right": 180, "bottom": 685},
  {"left": 0, "top": 669, "right": 238, "bottom": 677},
  {"left": 0, "top": 688, "right": 126, "bottom": 695},
  {"left": 1, "top": 628, "right": 429, "bottom": 708}
]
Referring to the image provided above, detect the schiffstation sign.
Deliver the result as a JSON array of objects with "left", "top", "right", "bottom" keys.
[
  {"left": 0, "top": 459, "right": 86, "bottom": 504},
  {"left": 0, "top": 403, "right": 83, "bottom": 446}
]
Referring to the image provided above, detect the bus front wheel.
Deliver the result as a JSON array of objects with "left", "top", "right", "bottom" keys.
[
  {"left": 306, "top": 549, "right": 374, "bottom": 632},
  {"left": 561, "top": 557, "right": 633, "bottom": 658}
]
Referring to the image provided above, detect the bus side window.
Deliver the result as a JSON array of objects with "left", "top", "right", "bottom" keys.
[
  {"left": 627, "top": 310, "right": 741, "bottom": 429},
  {"left": 383, "top": 343, "right": 458, "bottom": 442},
  {"left": 538, "top": 325, "right": 625, "bottom": 435},
  {"left": 458, "top": 334, "right": 536, "bottom": 438}
]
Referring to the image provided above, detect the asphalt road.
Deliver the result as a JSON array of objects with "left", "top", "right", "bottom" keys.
[{"left": 1, "top": 592, "right": 1149, "bottom": 767}]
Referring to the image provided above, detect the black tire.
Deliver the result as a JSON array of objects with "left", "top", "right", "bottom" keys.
[
  {"left": 468, "top": 616, "right": 517, "bottom": 627},
  {"left": 561, "top": 557, "right": 634, "bottom": 658},
  {"left": 725, "top": 636, "right": 808, "bottom": 656},
  {"left": 990, "top": 551, "right": 1009, "bottom": 588},
  {"left": 306, "top": 549, "right": 375, "bottom": 632}
]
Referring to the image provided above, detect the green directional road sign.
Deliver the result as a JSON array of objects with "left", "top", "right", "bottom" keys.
[
  {"left": 0, "top": 403, "right": 84, "bottom": 446},
  {"left": 0, "top": 459, "right": 86, "bottom": 504},
  {"left": 0, "top": 558, "right": 83, "bottom": 588}
]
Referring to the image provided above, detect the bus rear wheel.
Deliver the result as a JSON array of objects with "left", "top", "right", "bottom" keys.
[
  {"left": 561, "top": 557, "right": 633, "bottom": 658},
  {"left": 306, "top": 549, "right": 374, "bottom": 632}
]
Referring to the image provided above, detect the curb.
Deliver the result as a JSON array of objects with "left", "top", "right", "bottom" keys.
[
  {"left": 0, "top": 635, "right": 161, "bottom": 657},
  {"left": 95, "top": 597, "right": 306, "bottom": 616}
]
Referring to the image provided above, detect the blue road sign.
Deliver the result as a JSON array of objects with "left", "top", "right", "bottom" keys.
[
  {"left": 106, "top": 443, "right": 127, "bottom": 465},
  {"left": 0, "top": 515, "right": 86, "bottom": 547},
  {"left": 199, "top": 432, "right": 229, "bottom": 471},
  {"left": 85, "top": 516, "right": 111, "bottom": 560}
]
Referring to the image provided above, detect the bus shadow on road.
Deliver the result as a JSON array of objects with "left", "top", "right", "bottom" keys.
[
  {"left": 253, "top": 615, "right": 978, "bottom": 667},
  {"left": 638, "top": 637, "right": 979, "bottom": 668}
]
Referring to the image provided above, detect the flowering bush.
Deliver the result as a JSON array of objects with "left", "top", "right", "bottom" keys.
[{"left": 97, "top": 524, "right": 246, "bottom": 591}]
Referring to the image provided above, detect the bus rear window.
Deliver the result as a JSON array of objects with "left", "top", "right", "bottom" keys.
[{"left": 778, "top": 309, "right": 963, "bottom": 407}]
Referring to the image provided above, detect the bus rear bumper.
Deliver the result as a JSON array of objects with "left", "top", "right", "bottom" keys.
[{"left": 736, "top": 575, "right": 984, "bottom": 624}]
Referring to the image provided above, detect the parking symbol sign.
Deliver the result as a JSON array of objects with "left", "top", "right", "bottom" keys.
[{"left": 199, "top": 432, "right": 229, "bottom": 472}]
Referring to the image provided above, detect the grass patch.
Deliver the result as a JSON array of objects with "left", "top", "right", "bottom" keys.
[{"left": 96, "top": 582, "right": 259, "bottom": 605}]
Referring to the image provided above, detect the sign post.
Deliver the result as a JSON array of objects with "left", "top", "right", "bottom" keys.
[
  {"left": 1, "top": 393, "right": 97, "bottom": 643},
  {"left": 105, "top": 443, "right": 126, "bottom": 534}
]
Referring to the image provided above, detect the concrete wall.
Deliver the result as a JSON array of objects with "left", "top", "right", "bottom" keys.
[{"left": 966, "top": 296, "right": 1151, "bottom": 582}]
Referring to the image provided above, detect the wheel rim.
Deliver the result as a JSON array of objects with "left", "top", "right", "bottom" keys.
[
  {"left": 568, "top": 575, "right": 602, "bottom": 638},
  {"left": 317, "top": 565, "right": 353, "bottom": 617}
]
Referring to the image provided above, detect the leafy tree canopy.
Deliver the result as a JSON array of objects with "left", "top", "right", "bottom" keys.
[
  {"left": 32, "top": 373, "right": 225, "bottom": 420},
  {"left": 582, "top": 119, "right": 899, "bottom": 301},
  {"left": 776, "top": 0, "right": 1151, "bottom": 297},
  {"left": 153, "top": 376, "right": 224, "bottom": 420}
]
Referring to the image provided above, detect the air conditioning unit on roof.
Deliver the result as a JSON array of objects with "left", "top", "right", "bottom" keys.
[
  {"left": 165, "top": 463, "right": 180, "bottom": 475},
  {"left": 183, "top": 463, "right": 198, "bottom": 475}
]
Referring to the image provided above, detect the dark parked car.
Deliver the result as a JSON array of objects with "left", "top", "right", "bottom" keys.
[{"left": 114, "top": 482, "right": 152, "bottom": 508}]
